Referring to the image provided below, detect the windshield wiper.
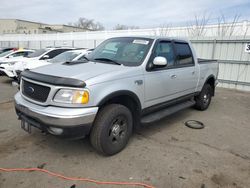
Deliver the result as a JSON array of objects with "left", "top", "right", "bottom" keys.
[
  {"left": 94, "top": 58, "right": 121, "bottom": 65},
  {"left": 81, "top": 56, "right": 89, "bottom": 61}
]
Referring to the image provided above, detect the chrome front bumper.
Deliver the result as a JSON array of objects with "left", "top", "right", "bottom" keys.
[{"left": 14, "top": 92, "right": 98, "bottom": 127}]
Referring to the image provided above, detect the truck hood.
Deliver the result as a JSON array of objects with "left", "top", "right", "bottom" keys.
[{"left": 31, "top": 61, "right": 137, "bottom": 84}]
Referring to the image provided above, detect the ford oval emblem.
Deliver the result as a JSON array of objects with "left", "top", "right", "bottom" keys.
[{"left": 27, "top": 86, "right": 35, "bottom": 93}]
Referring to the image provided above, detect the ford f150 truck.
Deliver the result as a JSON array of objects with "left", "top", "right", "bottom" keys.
[{"left": 14, "top": 36, "right": 218, "bottom": 155}]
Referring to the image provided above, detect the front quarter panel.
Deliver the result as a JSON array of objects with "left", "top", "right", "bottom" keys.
[{"left": 86, "top": 68, "right": 145, "bottom": 109}]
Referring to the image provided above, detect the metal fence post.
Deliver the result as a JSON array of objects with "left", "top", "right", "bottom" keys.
[{"left": 211, "top": 39, "right": 217, "bottom": 59}]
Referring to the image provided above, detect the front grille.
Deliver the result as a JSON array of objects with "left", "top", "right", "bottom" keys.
[{"left": 22, "top": 79, "right": 51, "bottom": 102}]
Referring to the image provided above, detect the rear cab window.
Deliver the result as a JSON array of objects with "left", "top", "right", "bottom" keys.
[{"left": 174, "top": 42, "right": 194, "bottom": 67}]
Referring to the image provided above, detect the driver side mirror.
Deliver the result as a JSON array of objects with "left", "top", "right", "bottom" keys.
[
  {"left": 153, "top": 56, "right": 167, "bottom": 67},
  {"left": 42, "top": 55, "right": 50, "bottom": 60}
]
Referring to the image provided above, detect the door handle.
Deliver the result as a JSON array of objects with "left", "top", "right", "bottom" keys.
[
  {"left": 171, "top": 75, "right": 177, "bottom": 79},
  {"left": 192, "top": 71, "right": 195, "bottom": 75}
]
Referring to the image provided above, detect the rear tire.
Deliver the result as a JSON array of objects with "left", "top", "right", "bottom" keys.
[
  {"left": 194, "top": 84, "right": 212, "bottom": 111},
  {"left": 90, "top": 104, "right": 133, "bottom": 156}
]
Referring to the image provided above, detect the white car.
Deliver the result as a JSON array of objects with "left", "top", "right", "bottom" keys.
[
  {"left": 1, "top": 49, "right": 90, "bottom": 79},
  {"left": 0, "top": 47, "right": 74, "bottom": 79},
  {"left": 0, "top": 49, "right": 34, "bottom": 62}
]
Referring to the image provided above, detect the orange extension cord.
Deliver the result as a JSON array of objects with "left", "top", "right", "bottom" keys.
[{"left": 0, "top": 167, "right": 155, "bottom": 188}]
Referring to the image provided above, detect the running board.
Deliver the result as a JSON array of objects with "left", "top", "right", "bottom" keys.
[{"left": 141, "top": 100, "right": 195, "bottom": 124}]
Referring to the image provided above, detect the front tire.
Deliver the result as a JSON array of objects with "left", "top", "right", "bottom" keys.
[
  {"left": 194, "top": 84, "right": 212, "bottom": 111},
  {"left": 90, "top": 104, "right": 133, "bottom": 156}
]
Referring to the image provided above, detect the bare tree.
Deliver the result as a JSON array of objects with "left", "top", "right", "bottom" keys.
[
  {"left": 68, "top": 17, "right": 105, "bottom": 31},
  {"left": 187, "top": 14, "right": 210, "bottom": 37},
  {"left": 113, "top": 24, "right": 140, "bottom": 30},
  {"left": 243, "top": 21, "right": 249, "bottom": 38},
  {"left": 216, "top": 13, "right": 240, "bottom": 37},
  {"left": 151, "top": 24, "right": 172, "bottom": 36}
]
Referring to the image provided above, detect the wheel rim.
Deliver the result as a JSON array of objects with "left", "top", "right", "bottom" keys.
[
  {"left": 203, "top": 89, "right": 211, "bottom": 106},
  {"left": 109, "top": 116, "right": 128, "bottom": 144}
]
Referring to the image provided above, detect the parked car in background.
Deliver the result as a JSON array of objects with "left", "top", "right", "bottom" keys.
[
  {"left": 15, "top": 36, "right": 219, "bottom": 155},
  {"left": 45, "top": 49, "right": 92, "bottom": 64},
  {"left": 0, "top": 49, "right": 35, "bottom": 75},
  {"left": 0, "top": 47, "right": 74, "bottom": 79},
  {"left": 0, "top": 47, "right": 18, "bottom": 54},
  {"left": 0, "top": 49, "right": 34, "bottom": 62}
]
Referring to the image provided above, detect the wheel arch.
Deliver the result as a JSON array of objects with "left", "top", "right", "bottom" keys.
[
  {"left": 98, "top": 90, "right": 142, "bottom": 128},
  {"left": 204, "top": 75, "right": 216, "bottom": 96}
]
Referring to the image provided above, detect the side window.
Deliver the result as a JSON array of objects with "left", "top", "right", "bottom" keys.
[
  {"left": 174, "top": 42, "right": 194, "bottom": 66},
  {"left": 10, "top": 52, "right": 25, "bottom": 57},
  {"left": 154, "top": 41, "right": 175, "bottom": 67},
  {"left": 45, "top": 49, "right": 70, "bottom": 59},
  {"left": 22, "top": 51, "right": 32, "bottom": 57}
]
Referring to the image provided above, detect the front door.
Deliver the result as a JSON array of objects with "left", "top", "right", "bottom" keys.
[{"left": 144, "top": 40, "right": 178, "bottom": 108}]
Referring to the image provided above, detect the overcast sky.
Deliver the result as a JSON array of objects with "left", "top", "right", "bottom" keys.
[{"left": 0, "top": 0, "right": 249, "bottom": 29}]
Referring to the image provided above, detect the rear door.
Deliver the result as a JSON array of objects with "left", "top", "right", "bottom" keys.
[{"left": 172, "top": 41, "right": 199, "bottom": 96}]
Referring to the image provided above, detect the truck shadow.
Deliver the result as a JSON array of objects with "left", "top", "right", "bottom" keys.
[
  {"left": 13, "top": 107, "right": 197, "bottom": 160},
  {"left": 135, "top": 107, "right": 194, "bottom": 137}
]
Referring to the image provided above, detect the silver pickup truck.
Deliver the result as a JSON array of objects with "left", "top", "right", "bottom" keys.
[{"left": 14, "top": 36, "right": 218, "bottom": 155}]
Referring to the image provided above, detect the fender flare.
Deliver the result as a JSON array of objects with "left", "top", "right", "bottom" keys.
[
  {"left": 98, "top": 90, "right": 142, "bottom": 111},
  {"left": 204, "top": 75, "right": 216, "bottom": 95},
  {"left": 204, "top": 75, "right": 216, "bottom": 86}
]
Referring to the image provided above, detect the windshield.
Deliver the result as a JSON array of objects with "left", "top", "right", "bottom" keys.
[
  {"left": 0, "top": 50, "right": 13, "bottom": 57},
  {"left": 50, "top": 51, "right": 82, "bottom": 63},
  {"left": 87, "top": 37, "right": 153, "bottom": 66},
  {"left": 27, "top": 49, "right": 48, "bottom": 58}
]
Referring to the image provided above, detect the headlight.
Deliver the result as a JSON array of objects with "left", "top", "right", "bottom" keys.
[{"left": 54, "top": 89, "right": 89, "bottom": 104}]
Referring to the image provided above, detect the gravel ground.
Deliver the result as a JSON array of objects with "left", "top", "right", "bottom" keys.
[{"left": 0, "top": 76, "right": 249, "bottom": 188}]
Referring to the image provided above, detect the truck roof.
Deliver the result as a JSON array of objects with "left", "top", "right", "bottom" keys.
[{"left": 113, "top": 36, "right": 190, "bottom": 43}]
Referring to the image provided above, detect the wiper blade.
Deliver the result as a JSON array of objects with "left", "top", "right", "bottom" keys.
[
  {"left": 94, "top": 58, "right": 121, "bottom": 65},
  {"left": 81, "top": 56, "right": 89, "bottom": 61},
  {"left": 63, "top": 60, "right": 89, "bottom": 65}
]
